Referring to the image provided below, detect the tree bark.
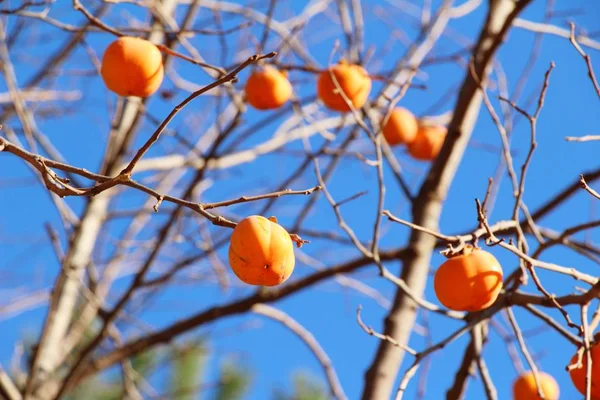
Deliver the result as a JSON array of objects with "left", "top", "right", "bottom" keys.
[
  {"left": 32, "top": 0, "right": 181, "bottom": 383},
  {"left": 361, "top": 1, "right": 533, "bottom": 399}
]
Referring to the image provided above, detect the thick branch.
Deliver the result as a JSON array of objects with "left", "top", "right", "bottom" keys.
[{"left": 361, "top": 1, "right": 533, "bottom": 398}]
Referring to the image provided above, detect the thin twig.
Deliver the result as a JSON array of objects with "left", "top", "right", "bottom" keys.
[
  {"left": 200, "top": 186, "right": 321, "bottom": 210},
  {"left": 121, "top": 52, "right": 276, "bottom": 176},
  {"left": 356, "top": 306, "right": 417, "bottom": 355},
  {"left": 506, "top": 308, "right": 545, "bottom": 400},
  {"left": 252, "top": 304, "right": 347, "bottom": 400},
  {"left": 472, "top": 323, "right": 496, "bottom": 400},
  {"left": 580, "top": 174, "right": 600, "bottom": 200},
  {"left": 565, "top": 135, "right": 600, "bottom": 142},
  {"left": 569, "top": 22, "right": 600, "bottom": 99},
  {"left": 581, "top": 304, "right": 592, "bottom": 400}
]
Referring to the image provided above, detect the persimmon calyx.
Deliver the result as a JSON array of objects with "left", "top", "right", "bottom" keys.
[
  {"left": 440, "top": 242, "right": 478, "bottom": 258},
  {"left": 289, "top": 233, "right": 309, "bottom": 248}
]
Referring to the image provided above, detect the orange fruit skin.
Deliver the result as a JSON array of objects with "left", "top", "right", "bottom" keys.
[
  {"left": 569, "top": 344, "right": 600, "bottom": 398},
  {"left": 407, "top": 124, "right": 447, "bottom": 161},
  {"left": 513, "top": 371, "right": 560, "bottom": 400},
  {"left": 317, "top": 62, "right": 371, "bottom": 112},
  {"left": 228, "top": 216, "right": 295, "bottom": 286},
  {"left": 245, "top": 67, "right": 292, "bottom": 110},
  {"left": 433, "top": 247, "right": 503, "bottom": 312},
  {"left": 382, "top": 108, "right": 419, "bottom": 146},
  {"left": 101, "top": 36, "right": 164, "bottom": 98}
]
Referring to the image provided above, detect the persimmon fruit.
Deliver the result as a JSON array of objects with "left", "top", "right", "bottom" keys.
[
  {"left": 245, "top": 67, "right": 292, "bottom": 110},
  {"left": 569, "top": 343, "right": 600, "bottom": 398},
  {"left": 382, "top": 107, "right": 419, "bottom": 146},
  {"left": 317, "top": 60, "right": 371, "bottom": 112},
  {"left": 101, "top": 36, "right": 164, "bottom": 98},
  {"left": 433, "top": 246, "right": 503, "bottom": 312},
  {"left": 513, "top": 371, "right": 559, "bottom": 400},
  {"left": 228, "top": 215, "right": 295, "bottom": 286},
  {"left": 407, "top": 123, "right": 447, "bottom": 161}
]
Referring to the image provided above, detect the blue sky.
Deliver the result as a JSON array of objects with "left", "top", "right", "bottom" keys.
[{"left": 1, "top": 0, "right": 599, "bottom": 399}]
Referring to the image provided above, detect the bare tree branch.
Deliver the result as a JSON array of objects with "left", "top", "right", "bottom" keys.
[{"left": 252, "top": 304, "right": 347, "bottom": 400}]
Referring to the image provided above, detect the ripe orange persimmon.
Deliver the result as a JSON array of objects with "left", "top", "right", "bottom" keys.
[
  {"left": 382, "top": 107, "right": 418, "bottom": 146},
  {"left": 569, "top": 343, "right": 600, "bottom": 398},
  {"left": 513, "top": 371, "right": 559, "bottom": 400},
  {"left": 317, "top": 61, "right": 371, "bottom": 112},
  {"left": 433, "top": 246, "right": 503, "bottom": 312},
  {"left": 228, "top": 215, "right": 295, "bottom": 286},
  {"left": 101, "top": 36, "right": 164, "bottom": 98},
  {"left": 407, "top": 123, "right": 447, "bottom": 161},
  {"left": 245, "top": 67, "right": 292, "bottom": 110}
]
